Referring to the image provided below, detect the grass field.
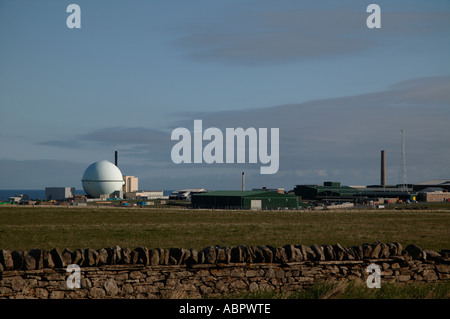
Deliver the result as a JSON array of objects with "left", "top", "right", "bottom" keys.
[
  {"left": 219, "top": 281, "right": 450, "bottom": 299},
  {"left": 0, "top": 206, "right": 449, "bottom": 252}
]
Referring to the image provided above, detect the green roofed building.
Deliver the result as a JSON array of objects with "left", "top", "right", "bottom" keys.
[{"left": 191, "top": 191, "right": 298, "bottom": 210}]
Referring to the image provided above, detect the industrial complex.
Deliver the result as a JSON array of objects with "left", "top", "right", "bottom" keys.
[{"left": 3, "top": 150, "right": 450, "bottom": 209}]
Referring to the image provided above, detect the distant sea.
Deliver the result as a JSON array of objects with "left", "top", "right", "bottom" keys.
[{"left": 0, "top": 190, "right": 175, "bottom": 201}]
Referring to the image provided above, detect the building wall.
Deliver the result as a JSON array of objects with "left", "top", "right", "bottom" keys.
[
  {"left": 242, "top": 196, "right": 298, "bottom": 210},
  {"left": 192, "top": 193, "right": 298, "bottom": 210},
  {"left": 425, "top": 192, "right": 450, "bottom": 202},
  {"left": 124, "top": 191, "right": 164, "bottom": 200},
  {"left": 122, "top": 176, "right": 138, "bottom": 193}
]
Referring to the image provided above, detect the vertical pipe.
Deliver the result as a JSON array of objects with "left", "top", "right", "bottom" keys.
[
  {"left": 115, "top": 151, "right": 118, "bottom": 167},
  {"left": 242, "top": 172, "right": 245, "bottom": 191},
  {"left": 381, "top": 150, "right": 386, "bottom": 186}
]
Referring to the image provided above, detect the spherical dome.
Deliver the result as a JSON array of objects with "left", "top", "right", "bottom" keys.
[{"left": 82, "top": 160, "right": 125, "bottom": 198}]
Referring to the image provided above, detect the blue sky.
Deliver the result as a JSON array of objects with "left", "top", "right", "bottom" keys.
[{"left": 0, "top": 0, "right": 449, "bottom": 191}]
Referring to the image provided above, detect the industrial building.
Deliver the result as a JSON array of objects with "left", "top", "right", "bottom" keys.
[
  {"left": 413, "top": 179, "right": 450, "bottom": 192},
  {"left": 293, "top": 182, "right": 417, "bottom": 203},
  {"left": 417, "top": 188, "right": 450, "bottom": 202},
  {"left": 45, "top": 187, "right": 75, "bottom": 201},
  {"left": 123, "top": 175, "right": 139, "bottom": 193},
  {"left": 191, "top": 190, "right": 298, "bottom": 210},
  {"left": 124, "top": 190, "right": 165, "bottom": 200}
]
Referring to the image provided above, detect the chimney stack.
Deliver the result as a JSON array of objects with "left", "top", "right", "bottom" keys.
[
  {"left": 381, "top": 150, "right": 386, "bottom": 186},
  {"left": 115, "top": 151, "right": 118, "bottom": 167},
  {"left": 242, "top": 172, "right": 245, "bottom": 191}
]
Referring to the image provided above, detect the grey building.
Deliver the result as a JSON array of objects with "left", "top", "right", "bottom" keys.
[{"left": 45, "top": 187, "right": 75, "bottom": 201}]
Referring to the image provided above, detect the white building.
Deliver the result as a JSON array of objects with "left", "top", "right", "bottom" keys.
[
  {"left": 122, "top": 175, "right": 139, "bottom": 193},
  {"left": 82, "top": 160, "right": 125, "bottom": 198}
]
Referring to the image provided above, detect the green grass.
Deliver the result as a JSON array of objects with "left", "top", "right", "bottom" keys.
[
  {"left": 0, "top": 206, "right": 449, "bottom": 252},
  {"left": 216, "top": 280, "right": 450, "bottom": 299}
]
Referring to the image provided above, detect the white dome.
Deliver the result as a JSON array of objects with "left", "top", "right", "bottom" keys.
[{"left": 82, "top": 160, "right": 125, "bottom": 198}]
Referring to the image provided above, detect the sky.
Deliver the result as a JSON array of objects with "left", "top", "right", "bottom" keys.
[{"left": 0, "top": 0, "right": 449, "bottom": 192}]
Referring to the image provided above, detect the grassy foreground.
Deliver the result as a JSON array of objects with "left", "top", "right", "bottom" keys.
[
  {"left": 218, "top": 281, "right": 450, "bottom": 299},
  {"left": 0, "top": 206, "right": 449, "bottom": 252}
]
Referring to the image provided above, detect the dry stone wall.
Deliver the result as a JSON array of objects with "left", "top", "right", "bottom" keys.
[{"left": 0, "top": 242, "right": 449, "bottom": 299}]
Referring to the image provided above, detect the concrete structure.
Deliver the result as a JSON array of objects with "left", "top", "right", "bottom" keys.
[
  {"left": 124, "top": 190, "right": 164, "bottom": 200},
  {"left": 45, "top": 187, "right": 75, "bottom": 201},
  {"left": 82, "top": 160, "right": 125, "bottom": 198},
  {"left": 191, "top": 190, "right": 298, "bottom": 210},
  {"left": 122, "top": 175, "right": 138, "bottom": 193},
  {"left": 381, "top": 150, "right": 386, "bottom": 186}
]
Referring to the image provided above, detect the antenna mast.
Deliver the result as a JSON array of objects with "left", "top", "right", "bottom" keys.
[{"left": 400, "top": 129, "right": 407, "bottom": 191}]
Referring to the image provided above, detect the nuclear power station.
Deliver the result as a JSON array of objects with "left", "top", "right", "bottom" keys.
[{"left": 11, "top": 135, "right": 449, "bottom": 208}]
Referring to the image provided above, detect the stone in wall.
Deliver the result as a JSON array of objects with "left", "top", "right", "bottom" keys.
[
  {"left": 62, "top": 248, "right": 73, "bottom": 265},
  {"left": 72, "top": 249, "right": 85, "bottom": 265},
  {"left": 332, "top": 243, "right": 345, "bottom": 261},
  {"left": 50, "top": 248, "right": 65, "bottom": 268},
  {"left": 133, "top": 247, "right": 149, "bottom": 265},
  {"left": 405, "top": 244, "right": 427, "bottom": 260},
  {"left": 0, "top": 250, "right": 14, "bottom": 270},
  {"left": 185, "top": 248, "right": 198, "bottom": 265},
  {"left": 283, "top": 244, "right": 302, "bottom": 263},
  {"left": 323, "top": 245, "right": 336, "bottom": 260},
  {"left": 97, "top": 248, "right": 109, "bottom": 265},
  {"left": 310, "top": 245, "right": 325, "bottom": 261},
  {"left": 200, "top": 246, "right": 217, "bottom": 264},
  {"left": 122, "top": 247, "right": 132, "bottom": 264}
]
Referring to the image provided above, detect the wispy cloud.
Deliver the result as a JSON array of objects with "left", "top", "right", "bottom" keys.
[
  {"left": 41, "top": 127, "right": 169, "bottom": 147},
  {"left": 176, "top": 8, "right": 450, "bottom": 65},
  {"left": 32, "top": 75, "right": 450, "bottom": 189},
  {"left": 173, "top": 75, "right": 450, "bottom": 186}
]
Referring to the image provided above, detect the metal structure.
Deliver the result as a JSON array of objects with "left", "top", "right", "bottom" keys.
[{"left": 399, "top": 129, "right": 408, "bottom": 191}]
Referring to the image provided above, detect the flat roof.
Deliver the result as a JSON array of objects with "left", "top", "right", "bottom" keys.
[
  {"left": 193, "top": 190, "right": 293, "bottom": 197},
  {"left": 415, "top": 179, "right": 450, "bottom": 185}
]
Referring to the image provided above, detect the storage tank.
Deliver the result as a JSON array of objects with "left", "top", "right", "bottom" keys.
[{"left": 82, "top": 160, "right": 125, "bottom": 198}]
